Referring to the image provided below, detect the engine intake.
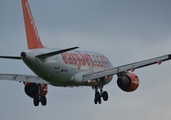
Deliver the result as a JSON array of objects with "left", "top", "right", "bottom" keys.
[
  {"left": 117, "top": 72, "right": 139, "bottom": 92},
  {"left": 24, "top": 83, "right": 38, "bottom": 97},
  {"left": 24, "top": 83, "right": 48, "bottom": 98}
]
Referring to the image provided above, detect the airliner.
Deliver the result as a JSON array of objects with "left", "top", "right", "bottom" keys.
[{"left": 0, "top": 0, "right": 171, "bottom": 106}]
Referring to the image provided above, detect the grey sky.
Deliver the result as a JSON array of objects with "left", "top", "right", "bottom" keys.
[{"left": 0, "top": 0, "right": 171, "bottom": 120}]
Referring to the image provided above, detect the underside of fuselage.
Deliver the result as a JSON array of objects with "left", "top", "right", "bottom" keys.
[{"left": 21, "top": 48, "right": 113, "bottom": 87}]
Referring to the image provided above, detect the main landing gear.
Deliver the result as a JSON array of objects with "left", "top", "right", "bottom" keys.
[
  {"left": 24, "top": 83, "right": 48, "bottom": 106},
  {"left": 33, "top": 84, "right": 47, "bottom": 106},
  {"left": 33, "top": 96, "right": 47, "bottom": 106},
  {"left": 93, "top": 77, "right": 108, "bottom": 104}
]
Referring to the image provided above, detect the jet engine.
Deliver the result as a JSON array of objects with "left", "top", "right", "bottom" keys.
[
  {"left": 117, "top": 72, "right": 139, "bottom": 92},
  {"left": 24, "top": 83, "right": 48, "bottom": 98}
]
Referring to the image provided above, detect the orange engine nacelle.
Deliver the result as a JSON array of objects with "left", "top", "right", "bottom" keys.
[
  {"left": 117, "top": 72, "right": 139, "bottom": 92},
  {"left": 24, "top": 83, "right": 48, "bottom": 98}
]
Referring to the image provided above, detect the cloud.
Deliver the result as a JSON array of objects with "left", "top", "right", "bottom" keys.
[{"left": 0, "top": 0, "right": 171, "bottom": 120}]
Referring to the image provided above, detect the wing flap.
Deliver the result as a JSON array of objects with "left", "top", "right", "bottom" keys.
[
  {"left": 0, "top": 74, "right": 49, "bottom": 84},
  {"left": 83, "top": 54, "right": 171, "bottom": 81}
]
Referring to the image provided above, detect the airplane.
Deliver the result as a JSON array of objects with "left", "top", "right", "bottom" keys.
[{"left": 0, "top": 0, "right": 171, "bottom": 106}]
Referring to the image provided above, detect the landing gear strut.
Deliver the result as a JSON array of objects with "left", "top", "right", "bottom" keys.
[{"left": 93, "top": 77, "right": 108, "bottom": 104}]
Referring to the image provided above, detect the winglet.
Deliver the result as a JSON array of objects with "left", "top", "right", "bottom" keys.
[{"left": 21, "top": 0, "right": 44, "bottom": 49}]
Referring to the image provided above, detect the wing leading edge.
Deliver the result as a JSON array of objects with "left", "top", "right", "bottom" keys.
[
  {"left": 83, "top": 54, "right": 171, "bottom": 81},
  {"left": 0, "top": 74, "right": 49, "bottom": 84}
]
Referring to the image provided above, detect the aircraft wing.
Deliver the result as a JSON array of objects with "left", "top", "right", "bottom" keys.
[
  {"left": 83, "top": 54, "right": 171, "bottom": 81},
  {"left": 0, "top": 74, "right": 49, "bottom": 84}
]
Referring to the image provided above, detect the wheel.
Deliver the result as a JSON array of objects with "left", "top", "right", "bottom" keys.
[
  {"left": 41, "top": 96, "right": 47, "bottom": 106},
  {"left": 95, "top": 91, "right": 100, "bottom": 100},
  {"left": 94, "top": 98, "right": 97, "bottom": 104},
  {"left": 33, "top": 97, "right": 39, "bottom": 106},
  {"left": 98, "top": 98, "right": 102, "bottom": 104},
  {"left": 102, "top": 91, "right": 108, "bottom": 101},
  {"left": 94, "top": 91, "right": 101, "bottom": 104}
]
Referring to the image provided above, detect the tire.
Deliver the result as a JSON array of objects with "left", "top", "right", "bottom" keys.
[
  {"left": 33, "top": 97, "right": 39, "bottom": 106},
  {"left": 41, "top": 96, "right": 47, "bottom": 106},
  {"left": 102, "top": 91, "right": 108, "bottom": 101},
  {"left": 95, "top": 91, "right": 101, "bottom": 104},
  {"left": 98, "top": 98, "right": 102, "bottom": 104},
  {"left": 95, "top": 91, "right": 100, "bottom": 100},
  {"left": 94, "top": 98, "right": 97, "bottom": 104}
]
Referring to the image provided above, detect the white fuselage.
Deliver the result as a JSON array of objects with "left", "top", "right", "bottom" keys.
[{"left": 22, "top": 48, "right": 113, "bottom": 87}]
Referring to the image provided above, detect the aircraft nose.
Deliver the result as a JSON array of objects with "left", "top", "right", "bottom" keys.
[{"left": 21, "top": 52, "right": 26, "bottom": 58}]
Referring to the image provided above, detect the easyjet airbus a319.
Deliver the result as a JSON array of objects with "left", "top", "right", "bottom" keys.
[{"left": 0, "top": 0, "right": 171, "bottom": 106}]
